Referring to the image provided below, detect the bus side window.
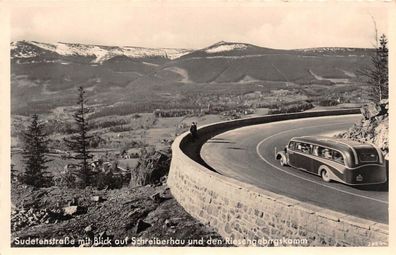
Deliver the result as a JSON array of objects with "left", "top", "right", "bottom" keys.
[
  {"left": 309, "top": 144, "right": 314, "bottom": 154},
  {"left": 295, "top": 142, "right": 302, "bottom": 151},
  {"left": 323, "top": 149, "right": 333, "bottom": 160},
  {"left": 333, "top": 151, "right": 344, "bottom": 164},
  {"left": 318, "top": 147, "right": 332, "bottom": 159},
  {"left": 318, "top": 147, "right": 324, "bottom": 157},
  {"left": 313, "top": 146, "right": 319, "bottom": 156},
  {"left": 301, "top": 143, "right": 311, "bottom": 154}
]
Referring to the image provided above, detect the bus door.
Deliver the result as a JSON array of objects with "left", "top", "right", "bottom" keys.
[
  {"left": 290, "top": 142, "right": 314, "bottom": 171},
  {"left": 287, "top": 141, "right": 298, "bottom": 168}
]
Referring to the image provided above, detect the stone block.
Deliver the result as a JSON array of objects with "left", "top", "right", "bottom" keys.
[
  {"left": 341, "top": 215, "right": 374, "bottom": 230},
  {"left": 367, "top": 231, "right": 388, "bottom": 246},
  {"left": 316, "top": 209, "right": 347, "bottom": 222},
  {"left": 294, "top": 203, "right": 324, "bottom": 215},
  {"left": 259, "top": 225, "right": 271, "bottom": 236},
  {"left": 270, "top": 227, "right": 281, "bottom": 237},
  {"left": 343, "top": 232, "right": 367, "bottom": 246},
  {"left": 276, "top": 196, "right": 300, "bottom": 207},
  {"left": 255, "top": 218, "right": 267, "bottom": 227},
  {"left": 370, "top": 222, "right": 389, "bottom": 235},
  {"left": 224, "top": 223, "right": 233, "bottom": 234},
  {"left": 317, "top": 221, "right": 334, "bottom": 237}
]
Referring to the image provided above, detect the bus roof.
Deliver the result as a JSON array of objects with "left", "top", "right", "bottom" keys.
[
  {"left": 290, "top": 136, "right": 383, "bottom": 166},
  {"left": 290, "top": 136, "right": 376, "bottom": 151}
]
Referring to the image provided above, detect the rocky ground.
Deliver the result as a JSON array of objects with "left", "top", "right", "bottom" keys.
[
  {"left": 338, "top": 99, "right": 389, "bottom": 159},
  {"left": 11, "top": 177, "right": 229, "bottom": 247}
]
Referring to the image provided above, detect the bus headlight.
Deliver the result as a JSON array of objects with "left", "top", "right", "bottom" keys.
[{"left": 356, "top": 174, "right": 363, "bottom": 182}]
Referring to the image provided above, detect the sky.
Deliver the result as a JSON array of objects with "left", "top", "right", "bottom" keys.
[{"left": 10, "top": 1, "right": 390, "bottom": 50}]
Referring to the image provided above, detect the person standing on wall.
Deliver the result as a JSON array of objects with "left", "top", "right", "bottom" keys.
[{"left": 190, "top": 122, "right": 198, "bottom": 141}]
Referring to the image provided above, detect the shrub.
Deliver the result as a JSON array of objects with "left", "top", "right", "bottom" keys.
[
  {"left": 153, "top": 109, "right": 195, "bottom": 118},
  {"left": 317, "top": 98, "right": 340, "bottom": 106},
  {"left": 269, "top": 101, "right": 314, "bottom": 114},
  {"left": 94, "top": 171, "right": 124, "bottom": 190},
  {"left": 55, "top": 162, "right": 126, "bottom": 189},
  {"left": 89, "top": 119, "right": 129, "bottom": 130},
  {"left": 108, "top": 125, "right": 131, "bottom": 132},
  {"left": 53, "top": 169, "right": 81, "bottom": 188}
]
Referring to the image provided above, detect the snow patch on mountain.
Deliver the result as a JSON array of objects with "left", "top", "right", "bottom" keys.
[
  {"left": 10, "top": 42, "right": 18, "bottom": 51},
  {"left": 205, "top": 42, "right": 249, "bottom": 53},
  {"left": 12, "top": 41, "right": 193, "bottom": 63},
  {"left": 11, "top": 41, "right": 39, "bottom": 58},
  {"left": 120, "top": 46, "right": 191, "bottom": 61},
  {"left": 297, "top": 47, "right": 356, "bottom": 53}
]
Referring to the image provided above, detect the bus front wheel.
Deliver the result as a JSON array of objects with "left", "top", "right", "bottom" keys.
[{"left": 280, "top": 157, "right": 286, "bottom": 166}]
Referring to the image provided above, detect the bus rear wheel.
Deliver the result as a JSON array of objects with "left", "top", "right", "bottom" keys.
[{"left": 321, "top": 169, "right": 331, "bottom": 182}]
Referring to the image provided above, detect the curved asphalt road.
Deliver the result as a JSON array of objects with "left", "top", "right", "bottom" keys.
[{"left": 201, "top": 114, "right": 388, "bottom": 223}]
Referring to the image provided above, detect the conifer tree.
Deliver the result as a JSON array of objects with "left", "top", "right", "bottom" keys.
[
  {"left": 360, "top": 34, "right": 388, "bottom": 102},
  {"left": 21, "top": 114, "right": 51, "bottom": 187},
  {"left": 64, "top": 87, "right": 93, "bottom": 187}
]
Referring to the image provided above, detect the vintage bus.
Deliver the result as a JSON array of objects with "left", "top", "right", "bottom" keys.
[{"left": 275, "top": 136, "right": 387, "bottom": 185}]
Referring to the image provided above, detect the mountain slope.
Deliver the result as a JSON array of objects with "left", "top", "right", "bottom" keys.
[
  {"left": 163, "top": 41, "right": 373, "bottom": 84},
  {"left": 11, "top": 40, "right": 375, "bottom": 116},
  {"left": 181, "top": 41, "right": 286, "bottom": 58}
]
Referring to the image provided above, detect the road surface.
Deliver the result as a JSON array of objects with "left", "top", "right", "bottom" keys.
[{"left": 201, "top": 114, "right": 388, "bottom": 223}]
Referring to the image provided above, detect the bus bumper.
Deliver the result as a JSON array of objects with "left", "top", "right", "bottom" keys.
[{"left": 344, "top": 165, "right": 387, "bottom": 185}]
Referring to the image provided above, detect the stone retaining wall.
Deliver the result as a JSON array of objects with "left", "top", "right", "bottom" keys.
[{"left": 167, "top": 110, "right": 388, "bottom": 246}]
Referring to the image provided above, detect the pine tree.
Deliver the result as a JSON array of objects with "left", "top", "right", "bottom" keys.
[
  {"left": 360, "top": 34, "right": 388, "bottom": 102},
  {"left": 21, "top": 114, "right": 51, "bottom": 187},
  {"left": 64, "top": 87, "right": 93, "bottom": 187}
]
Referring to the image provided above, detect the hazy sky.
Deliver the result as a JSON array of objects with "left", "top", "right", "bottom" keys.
[{"left": 10, "top": 1, "right": 390, "bottom": 49}]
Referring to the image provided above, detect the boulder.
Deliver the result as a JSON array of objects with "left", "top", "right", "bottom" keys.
[
  {"left": 338, "top": 101, "right": 388, "bottom": 160},
  {"left": 84, "top": 225, "right": 94, "bottom": 233},
  {"left": 63, "top": 206, "right": 78, "bottom": 215},
  {"left": 150, "top": 192, "right": 161, "bottom": 202},
  {"left": 98, "top": 231, "right": 107, "bottom": 238},
  {"left": 379, "top": 98, "right": 389, "bottom": 108},
  {"left": 374, "top": 119, "right": 389, "bottom": 151},
  {"left": 361, "top": 102, "right": 382, "bottom": 119},
  {"left": 164, "top": 219, "right": 172, "bottom": 227},
  {"left": 135, "top": 219, "right": 151, "bottom": 234},
  {"left": 63, "top": 205, "right": 85, "bottom": 216},
  {"left": 129, "top": 149, "right": 171, "bottom": 188},
  {"left": 91, "top": 196, "right": 104, "bottom": 202},
  {"left": 68, "top": 197, "right": 78, "bottom": 206}
]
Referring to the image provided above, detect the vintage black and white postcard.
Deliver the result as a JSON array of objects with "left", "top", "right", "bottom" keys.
[{"left": 0, "top": 0, "right": 394, "bottom": 254}]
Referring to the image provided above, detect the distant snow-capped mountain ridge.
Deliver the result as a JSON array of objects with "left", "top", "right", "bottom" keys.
[
  {"left": 11, "top": 40, "right": 373, "bottom": 64},
  {"left": 11, "top": 41, "right": 193, "bottom": 63}
]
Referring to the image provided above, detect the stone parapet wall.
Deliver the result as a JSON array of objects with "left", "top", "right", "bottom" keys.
[{"left": 167, "top": 110, "right": 388, "bottom": 246}]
